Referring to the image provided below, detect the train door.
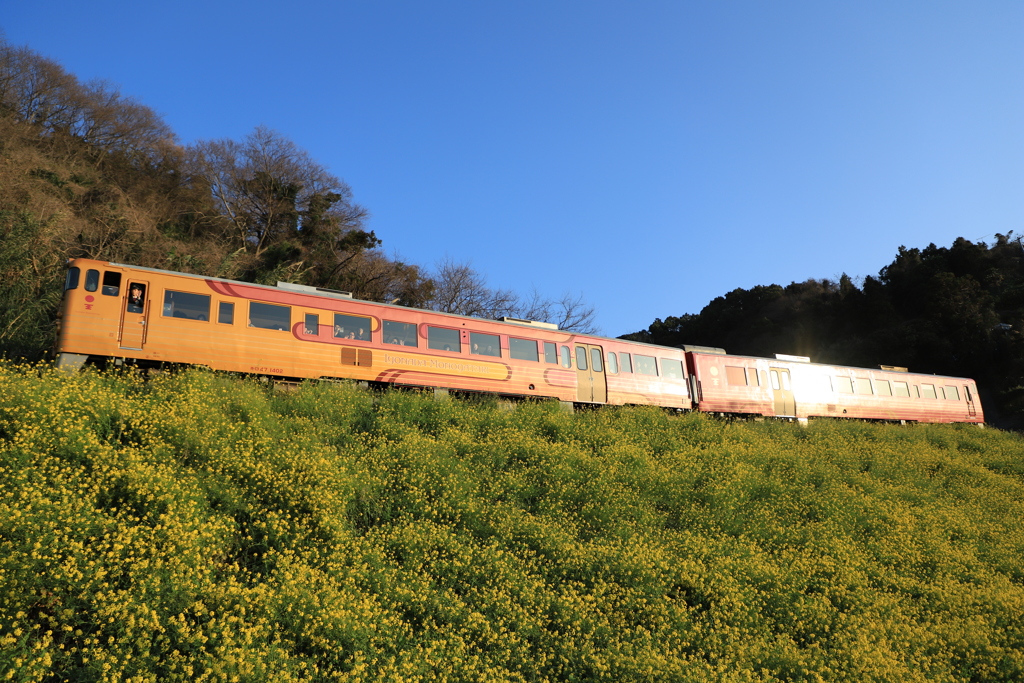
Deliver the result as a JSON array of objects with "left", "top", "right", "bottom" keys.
[
  {"left": 575, "top": 344, "right": 607, "bottom": 403},
  {"left": 769, "top": 367, "right": 795, "bottom": 416},
  {"left": 119, "top": 279, "right": 150, "bottom": 350}
]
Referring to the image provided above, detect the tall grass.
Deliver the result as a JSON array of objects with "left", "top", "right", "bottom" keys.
[{"left": 1, "top": 362, "right": 1022, "bottom": 682}]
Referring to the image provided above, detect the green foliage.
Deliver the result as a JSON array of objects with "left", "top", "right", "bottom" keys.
[
  {"left": 0, "top": 211, "right": 66, "bottom": 360},
  {"left": 2, "top": 363, "right": 1023, "bottom": 681},
  {"left": 626, "top": 235, "right": 1024, "bottom": 428}
]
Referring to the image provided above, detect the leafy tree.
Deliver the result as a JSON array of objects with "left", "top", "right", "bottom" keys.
[{"left": 625, "top": 235, "right": 1024, "bottom": 427}]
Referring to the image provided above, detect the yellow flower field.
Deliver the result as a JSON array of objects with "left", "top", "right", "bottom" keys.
[{"left": 1, "top": 362, "right": 1022, "bottom": 681}]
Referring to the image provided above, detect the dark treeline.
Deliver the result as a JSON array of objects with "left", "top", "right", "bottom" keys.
[
  {"left": 0, "top": 39, "right": 595, "bottom": 360},
  {"left": 624, "top": 236, "right": 1024, "bottom": 428}
]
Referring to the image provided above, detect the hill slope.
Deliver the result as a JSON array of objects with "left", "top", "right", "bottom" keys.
[{"left": 1, "top": 364, "right": 1024, "bottom": 681}]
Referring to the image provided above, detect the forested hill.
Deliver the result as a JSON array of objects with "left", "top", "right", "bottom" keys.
[
  {"left": 624, "top": 236, "right": 1024, "bottom": 428},
  {"left": 0, "top": 39, "right": 594, "bottom": 363}
]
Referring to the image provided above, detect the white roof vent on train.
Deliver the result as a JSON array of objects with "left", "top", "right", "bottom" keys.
[
  {"left": 499, "top": 317, "right": 558, "bottom": 330},
  {"left": 775, "top": 353, "right": 810, "bottom": 363},
  {"left": 277, "top": 282, "right": 353, "bottom": 300}
]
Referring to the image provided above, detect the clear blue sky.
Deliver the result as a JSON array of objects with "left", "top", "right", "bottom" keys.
[{"left": 5, "top": 1, "right": 1022, "bottom": 337}]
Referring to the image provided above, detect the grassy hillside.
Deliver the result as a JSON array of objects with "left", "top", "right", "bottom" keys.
[{"left": 1, "top": 364, "right": 1023, "bottom": 682}]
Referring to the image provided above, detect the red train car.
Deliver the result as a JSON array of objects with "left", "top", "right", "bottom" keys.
[
  {"left": 52, "top": 259, "right": 984, "bottom": 424},
  {"left": 688, "top": 350, "right": 983, "bottom": 424}
]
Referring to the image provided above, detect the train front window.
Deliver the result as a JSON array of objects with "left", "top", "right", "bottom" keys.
[
  {"left": 510, "top": 337, "right": 538, "bottom": 361},
  {"left": 383, "top": 320, "right": 417, "bottom": 347},
  {"left": 101, "top": 271, "right": 121, "bottom": 296},
  {"left": 471, "top": 332, "right": 500, "bottom": 357},
  {"left": 65, "top": 267, "right": 80, "bottom": 290},
  {"left": 249, "top": 302, "right": 290, "bottom": 330},
  {"left": 85, "top": 269, "right": 99, "bottom": 292},
  {"left": 163, "top": 290, "right": 211, "bottom": 321}
]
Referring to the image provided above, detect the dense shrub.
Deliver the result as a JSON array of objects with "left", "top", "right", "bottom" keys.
[{"left": 1, "top": 363, "right": 1023, "bottom": 681}]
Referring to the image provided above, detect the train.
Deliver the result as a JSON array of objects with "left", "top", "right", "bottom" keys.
[{"left": 52, "top": 258, "right": 984, "bottom": 425}]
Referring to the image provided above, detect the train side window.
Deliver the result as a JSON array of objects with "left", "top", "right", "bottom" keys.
[
  {"left": 218, "top": 302, "right": 234, "bottom": 325},
  {"left": 509, "top": 337, "right": 538, "bottom": 361},
  {"left": 334, "top": 313, "right": 371, "bottom": 340},
  {"left": 893, "top": 381, "right": 910, "bottom": 397},
  {"left": 305, "top": 314, "right": 320, "bottom": 336},
  {"left": 819, "top": 374, "right": 832, "bottom": 392},
  {"left": 101, "top": 271, "right": 121, "bottom": 296},
  {"left": 164, "top": 290, "right": 211, "bottom": 321},
  {"left": 620, "top": 352, "right": 632, "bottom": 373},
  {"left": 576, "top": 346, "right": 588, "bottom": 370},
  {"left": 591, "top": 348, "right": 604, "bottom": 372},
  {"left": 384, "top": 320, "right": 417, "bottom": 346},
  {"left": 914, "top": 385, "right": 921, "bottom": 398},
  {"left": 471, "top": 332, "right": 500, "bottom": 357},
  {"left": 634, "top": 354, "right": 658, "bottom": 376},
  {"left": 749, "top": 369, "right": 761, "bottom": 386},
  {"left": 875, "top": 380, "right": 892, "bottom": 396},
  {"left": 726, "top": 366, "right": 747, "bottom": 385},
  {"left": 560, "top": 345, "right": 571, "bottom": 368},
  {"left": 661, "top": 358, "right": 683, "bottom": 379},
  {"left": 943, "top": 385, "right": 960, "bottom": 401},
  {"left": 921, "top": 383, "right": 937, "bottom": 399},
  {"left": 250, "top": 301, "right": 290, "bottom": 330},
  {"left": 544, "top": 342, "right": 558, "bottom": 364},
  {"left": 65, "top": 267, "right": 80, "bottom": 290},
  {"left": 428, "top": 326, "right": 461, "bottom": 352},
  {"left": 85, "top": 269, "right": 99, "bottom": 292},
  {"left": 607, "top": 352, "right": 618, "bottom": 374},
  {"left": 835, "top": 377, "right": 854, "bottom": 394},
  {"left": 856, "top": 378, "right": 872, "bottom": 394}
]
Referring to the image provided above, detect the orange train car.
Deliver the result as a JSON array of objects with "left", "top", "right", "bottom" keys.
[
  {"left": 53, "top": 259, "right": 693, "bottom": 408},
  {"left": 53, "top": 259, "right": 984, "bottom": 424}
]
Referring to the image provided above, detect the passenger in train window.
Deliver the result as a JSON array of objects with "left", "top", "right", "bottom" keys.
[{"left": 126, "top": 284, "right": 145, "bottom": 313}]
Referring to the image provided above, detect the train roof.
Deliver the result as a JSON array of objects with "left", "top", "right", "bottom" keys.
[{"left": 686, "top": 347, "right": 977, "bottom": 382}]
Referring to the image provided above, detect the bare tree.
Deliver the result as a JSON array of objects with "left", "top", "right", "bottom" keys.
[
  {"left": 0, "top": 39, "right": 176, "bottom": 167},
  {"left": 428, "top": 257, "right": 519, "bottom": 318},
  {"left": 427, "top": 258, "right": 599, "bottom": 333}
]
